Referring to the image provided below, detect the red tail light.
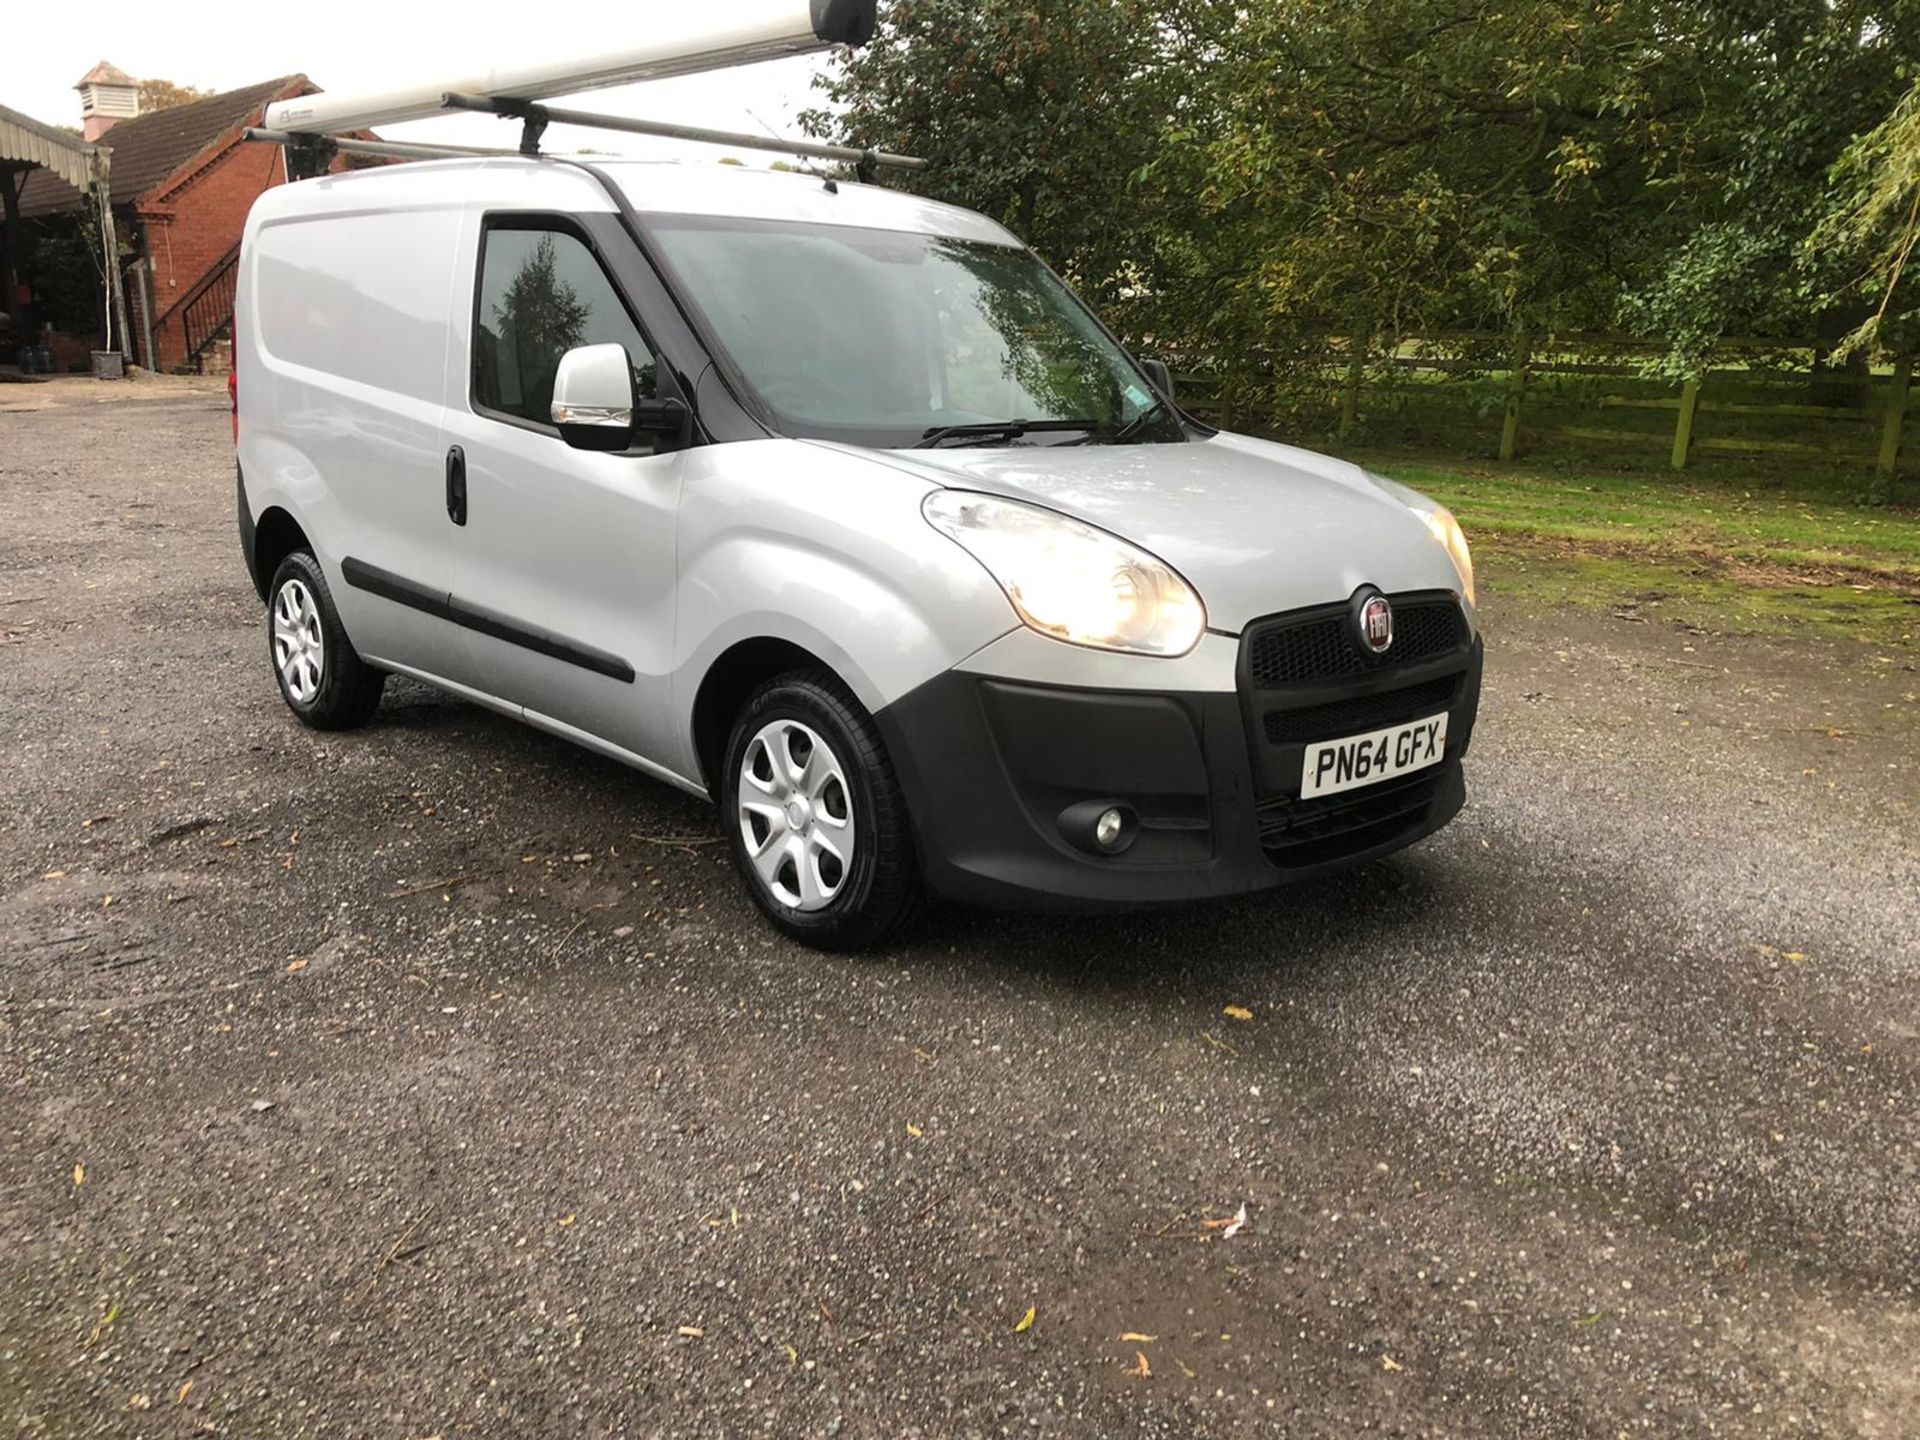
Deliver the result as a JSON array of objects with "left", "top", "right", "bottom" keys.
[{"left": 229, "top": 368, "right": 238, "bottom": 446}]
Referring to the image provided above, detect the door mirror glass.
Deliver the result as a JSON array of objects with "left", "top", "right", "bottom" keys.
[{"left": 551, "top": 343, "right": 635, "bottom": 451}]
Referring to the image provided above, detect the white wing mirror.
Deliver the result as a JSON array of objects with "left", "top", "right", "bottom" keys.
[{"left": 551, "top": 343, "right": 635, "bottom": 452}]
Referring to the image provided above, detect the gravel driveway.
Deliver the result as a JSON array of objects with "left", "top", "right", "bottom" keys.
[{"left": 3, "top": 378, "right": 1918, "bottom": 1436}]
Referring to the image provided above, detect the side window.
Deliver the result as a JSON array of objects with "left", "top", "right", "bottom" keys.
[{"left": 472, "top": 223, "right": 657, "bottom": 427}]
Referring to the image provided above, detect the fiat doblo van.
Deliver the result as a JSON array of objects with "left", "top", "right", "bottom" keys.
[{"left": 235, "top": 156, "right": 1482, "bottom": 947}]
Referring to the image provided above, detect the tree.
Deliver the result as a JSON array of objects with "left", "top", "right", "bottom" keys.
[
  {"left": 1623, "top": 1, "right": 1920, "bottom": 374},
  {"left": 803, "top": 0, "right": 1189, "bottom": 313},
  {"left": 814, "top": 1, "right": 1920, "bottom": 420},
  {"left": 494, "top": 235, "right": 588, "bottom": 411},
  {"left": 138, "top": 79, "right": 212, "bottom": 113},
  {"left": 1803, "top": 74, "right": 1920, "bottom": 361}
]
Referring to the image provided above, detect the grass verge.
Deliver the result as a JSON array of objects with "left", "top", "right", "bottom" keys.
[{"left": 1362, "top": 455, "right": 1920, "bottom": 647}]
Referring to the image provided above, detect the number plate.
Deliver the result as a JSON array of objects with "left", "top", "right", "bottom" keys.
[{"left": 1300, "top": 712, "right": 1449, "bottom": 799}]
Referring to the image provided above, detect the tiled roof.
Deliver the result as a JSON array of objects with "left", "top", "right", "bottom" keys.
[
  {"left": 77, "top": 61, "right": 138, "bottom": 88},
  {"left": 18, "top": 75, "right": 309, "bottom": 217}
]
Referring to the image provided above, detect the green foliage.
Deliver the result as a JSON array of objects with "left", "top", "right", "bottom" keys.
[
  {"left": 1807, "top": 76, "right": 1920, "bottom": 360},
  {"left": 813, "top": 0, "right": 1920, "bottom": 418},
  {"left": 802, "top": 0, "right": 1184, "bottom": 312}
]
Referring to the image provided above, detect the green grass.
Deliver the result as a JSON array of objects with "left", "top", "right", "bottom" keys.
[{"left": 1355, "top": 453, "right": 1920, "bottom": 647}]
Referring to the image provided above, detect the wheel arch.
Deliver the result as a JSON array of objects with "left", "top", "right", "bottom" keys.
[
  {"left": 690, "top": 636, "right": 843, "bottom": 796},
  {"left": 250, "top": 505, "right": 312, "bottom": 602}
]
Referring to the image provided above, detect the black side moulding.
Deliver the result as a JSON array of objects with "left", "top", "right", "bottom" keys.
[{"left": 811, "top": 0, "right": 878, "bottom": 45}]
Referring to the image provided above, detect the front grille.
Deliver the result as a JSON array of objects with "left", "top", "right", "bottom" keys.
[
  {"left": 1254, "top": 768, "right": 1449, "bottom": 867},
  {"left": 1245, "top": 593, "right": 1467, "bottom": 688},
  {"left": 1262, "top": 674, "right": 1461, "bottom": 745}
]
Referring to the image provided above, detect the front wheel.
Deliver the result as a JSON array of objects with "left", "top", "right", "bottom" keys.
[
  {"left": 267, "top": 551, "right": 385, "bottom": 730},
  {"left": 722, "top": 669, "right": 924, "bottom": 950}
]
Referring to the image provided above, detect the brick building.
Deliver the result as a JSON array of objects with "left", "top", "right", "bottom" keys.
[{"left": 15, "top": 68, "right": 330, "bottom": 374}]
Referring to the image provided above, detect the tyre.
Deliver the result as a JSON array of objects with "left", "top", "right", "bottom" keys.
[
  {"left": 266, "top": 550, "right": 385, "bottom": 730},
  {"left": 722, "top": 668, "right": 925, "bottom": 950}
]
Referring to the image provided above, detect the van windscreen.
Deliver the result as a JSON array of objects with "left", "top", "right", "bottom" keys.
[{"left": 646, "top": 218, "right": 1180, "bottom": 449}]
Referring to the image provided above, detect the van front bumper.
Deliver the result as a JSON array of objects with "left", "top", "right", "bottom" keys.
[{"left": 873, "top": 598, "right": 1482, "bottom": 912}]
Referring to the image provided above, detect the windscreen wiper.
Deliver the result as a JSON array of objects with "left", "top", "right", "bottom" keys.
[
  {"left": 916, "top": 418, "right": 1105, "bottom": 448},
  {"left": 1065, "top": 396, "right": 1174, "bottom": 446}
]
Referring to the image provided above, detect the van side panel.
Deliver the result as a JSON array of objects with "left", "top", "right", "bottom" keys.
[{"left": 241, "top": 196, "right": 465, "bottom": 672}]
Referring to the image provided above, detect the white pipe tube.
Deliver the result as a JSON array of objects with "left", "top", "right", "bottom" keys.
[{"left": 263, "top": 0, "right": 871, "bottom": 136}]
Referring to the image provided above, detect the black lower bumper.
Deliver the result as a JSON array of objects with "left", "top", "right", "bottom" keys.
[{"left": 874, "top": 635, "right": 1482, "bottom": 912}]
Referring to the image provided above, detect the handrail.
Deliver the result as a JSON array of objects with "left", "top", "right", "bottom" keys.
[{"left": 176, "top": 242, "right": 240, "bottom": 371}]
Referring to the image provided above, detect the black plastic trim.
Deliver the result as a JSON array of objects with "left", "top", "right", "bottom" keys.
[
  {"left": 446, "top": 595, "right": 633, "bottom": 682},
  {"left": 236, "top": 463, "right": 261, "bottom": 599},
  {"left": 811, "top": 0, "right": 877, "bottom": 44},
  {"left": 340, "top": 557, "right": 443, "bottom": 617},
  {"left": 565, "top": 166, "right": 770, "bottom": 445},
  {"left": 339, "top": 556, "right": 635, "bottom": 684},
  {"left": 873, "top": 667, "right": 1469, "bottom": 912}
]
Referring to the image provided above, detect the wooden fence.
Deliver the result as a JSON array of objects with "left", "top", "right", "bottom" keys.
[{"left": 1174, "top": 334, "right": 1915, "bottom": 491}]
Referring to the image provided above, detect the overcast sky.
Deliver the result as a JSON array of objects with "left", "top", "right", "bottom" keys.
[{"left": 4, "top": 0, "right": 836, "bottom": 164}]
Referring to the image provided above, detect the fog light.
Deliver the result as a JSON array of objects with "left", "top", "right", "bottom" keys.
[{"left": 1057, "top": 799, "right": 1138, "bottom": 857}]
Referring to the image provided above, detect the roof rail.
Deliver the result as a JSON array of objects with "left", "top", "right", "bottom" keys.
[
  {"left": 439, "top": 93, "right": 927, "bottom": 174},
  {"left": 260, "top": 0, "right": 876, "bottom": 136},
  {"left": 243, "top": 128, "right": 518, "bottom": 164}
]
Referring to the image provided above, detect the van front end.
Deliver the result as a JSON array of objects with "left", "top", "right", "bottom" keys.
[{"left": 875, "top": 589, "right": 1483, "bottom": 912}]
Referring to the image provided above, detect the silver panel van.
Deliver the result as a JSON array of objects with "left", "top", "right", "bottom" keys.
[{"left": 235, "top": 155, "right": 1481, "bottom": 947}]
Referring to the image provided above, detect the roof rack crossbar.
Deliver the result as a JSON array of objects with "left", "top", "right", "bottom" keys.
[{"left": 439, "top": 93, "right": 927, "bottom": 174}]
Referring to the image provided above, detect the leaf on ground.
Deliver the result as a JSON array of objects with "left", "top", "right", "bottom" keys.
[
  {"left": 42, "top": 869, "right": 66, "bottom": 880},
  {"left": 1222, "top": 1005, "right": 1253, "bottom": 1022},
  {"left": 285, "top": 958, "right": 308, "bottom": 973},
  {"left": 1175, "top": 1357, "right": 1196, "bottom": 1378},
  {"left": 1203, "top": 1204, "right": 1248, "bottom": 1236},
  {"left": 906, "top": 1123, "right": 924, "bottom": 1138},
  {"left": 72, "top": 1163, "right": 85, "bottom": 1186},
  {"left": 1381, "top": 1354, "right": 1403, "bottom": 1372},
  {"left": 1120, "top": 1332, "right": 1156, "bottom": 1343},
  {"left": 677, "top": 1325, "right": 705, "bottom": 1339},
  {"left": 557, "top": 1214, "right": 576, "bottom": 1227},
  {"left": 1014, "top": 1305, "right": 1036, "bottom": 1333},
  {"left": 177, "top": 1380, "right": 193, "bottom": 1403},
  {"left": 1128, "top": 1350, "right": 1151, "bottom": 1377}
]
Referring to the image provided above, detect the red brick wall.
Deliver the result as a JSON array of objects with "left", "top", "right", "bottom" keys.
[{"left": 142, "top": 140, "right": 288, "bottom": 373}]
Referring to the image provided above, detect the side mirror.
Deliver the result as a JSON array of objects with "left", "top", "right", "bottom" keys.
[
  {"left": 1140, "top": 357, "right": 1175, "bottom": 405},
  {"left": 551, "top": 343, "right": 635, "bottom": 452},
  {"left": 551, "top": 343, "right": 693, "bottom": 454}
]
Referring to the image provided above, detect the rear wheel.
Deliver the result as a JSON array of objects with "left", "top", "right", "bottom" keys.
[
  {"left": 722, "top": 669, "right": 923, "bottom": 950},
  {"left": 267, "top": 550, "right": 384, "bottom": 730}
]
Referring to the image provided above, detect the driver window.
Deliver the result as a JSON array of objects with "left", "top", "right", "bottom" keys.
[{"left": 473, "top": 224, "right": 656, "bottom": 426}]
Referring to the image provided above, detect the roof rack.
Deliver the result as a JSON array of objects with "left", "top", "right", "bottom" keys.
[
  {"left": 439, "top": 93, "right": 926, "bottom": 175},
  {"left": 246, "top": 0, "right": 922, "bottom": 178}
]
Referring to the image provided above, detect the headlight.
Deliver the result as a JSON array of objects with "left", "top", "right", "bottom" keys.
[
  {"left": 1423, "top": 505, "right": 1475, "bottom": 606},
  {"left": 922, "top": 491, "right": 1206, "bottom": 657}
]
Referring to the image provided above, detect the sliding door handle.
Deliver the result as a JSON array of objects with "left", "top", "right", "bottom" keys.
[{"left": 445, "top": 445, "right": 467, "bottom": 526}]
